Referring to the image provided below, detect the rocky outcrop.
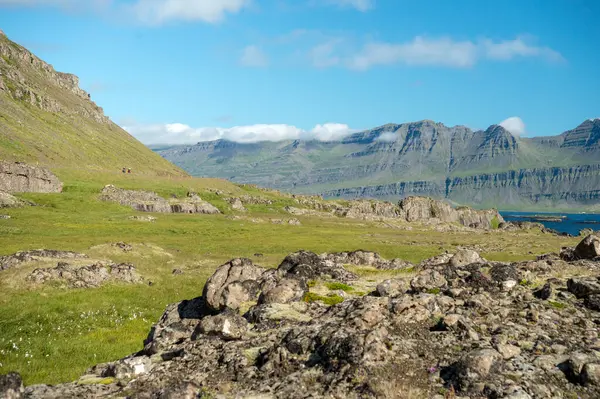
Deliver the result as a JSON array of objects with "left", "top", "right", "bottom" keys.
[
  {"left": 27, "top": 262, "right": 144, "bottom": 288},
  {"left": 325, "top": 164, "right": 600, "bottom": 208},
  {"left": 0, "top": 32, "right": 108, "bottom": 123},
  {"left": 0, "top": 249, "right": 88, "bottom": 271},
  {"left": 0, "top": 161, "right": 63, "bottom": 193},
  {"left": 286, "top": 195, "right": 503, "bottom": 229},
  {"left": 15, "top": 236, "right": 600, "bottom": 398},
  {"left": 99, "top": 185, "right": 220, "bottom": 214},
  {"left": 398, "top": 196, "right": 503, "bottom": 228}
]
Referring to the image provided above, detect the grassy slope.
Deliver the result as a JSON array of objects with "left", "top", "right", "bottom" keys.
[
  {"left": 0, "top": 34, "right": 185, "bottom": 177},
  {"left": 0, "top": 171, "right": 581, "bottom": 385}
]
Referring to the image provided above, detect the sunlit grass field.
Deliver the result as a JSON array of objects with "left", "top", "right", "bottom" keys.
[{"left": 0, "top": 169, "right": 580, "bottom": 385}]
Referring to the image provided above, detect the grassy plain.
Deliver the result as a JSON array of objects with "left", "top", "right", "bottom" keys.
[{"left": 0, "top": 169, "right": 580, "bottom": 385}]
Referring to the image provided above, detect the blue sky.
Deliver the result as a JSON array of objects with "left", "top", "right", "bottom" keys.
[{"left": 0, "top": 0, "right": 598, "bottom": 144}]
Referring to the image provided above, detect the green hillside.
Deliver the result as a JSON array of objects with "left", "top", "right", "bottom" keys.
[{"left": 0, "top": 32, "right": 185, "bottom": 177}]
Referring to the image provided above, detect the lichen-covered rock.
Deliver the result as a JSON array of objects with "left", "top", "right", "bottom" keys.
[
  {"left": 567, "top": 277, "right": 600, "bottom": 298},
  {"left": 197, "top": 310, "right": 248, "bottom": 340},
  {"left": 202, "top": 258, "right": 265, "bottom": 311},
  {"left": 15, "top": 245, "right": 600, "bottom": 399},
  {"left": 258, "top": 278, "right": 307, "bottom": 305}
]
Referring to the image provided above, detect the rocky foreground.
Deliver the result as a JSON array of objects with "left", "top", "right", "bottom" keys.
[{"left": 3, "top": 236, "right": 600, "bottom": 398}]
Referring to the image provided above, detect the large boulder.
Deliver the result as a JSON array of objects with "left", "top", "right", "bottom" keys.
[
  {"left": 278, "top": 250, "right": 357, "bottom": 282},
  {"left": 398, "top": 196, "right": 503, "bottom": 229},
  {"left": 0, "top": 161, "right": 63, "bottom": 193},
  {"left": 197, "top": 310, "right": 248, "bottom": 340},
  {"left": 202, "top": 258, "right": 265, "bottom": 311},
  {"left": 574, "top": 235, "right": 600, "bottom": 260},
  {"left": 258, "top": 278, "right": 307, "bottom": 305}
]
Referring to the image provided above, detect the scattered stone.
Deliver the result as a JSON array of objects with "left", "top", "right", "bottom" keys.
[
  {"left": 0, "top": 214, "right": 10, "bottom": 219},
  {"left": 0, "top": 249, "right": 88, "bottom": 272},
  {"left": 128, "top": 215, "right": 157, "bottom": 222},
  {"left": 11, "top": 241, "right": 600, "bottom": 398},
  {"left": 227, "top": 197, "right": 247, "bottom": 212},
  {"left": 27, "top": 262, "right": 144, "bottom": 288},
  {"left": 533, "top": 282, "right": 552, "bottom": 300},
  {"left": 172, "top": 269, "right": 183, "bottom": 275}
]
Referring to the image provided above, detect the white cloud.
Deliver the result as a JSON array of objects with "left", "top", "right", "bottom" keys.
[
  {"left": 306, "top": 36, "right": 564, "bottom": 71},
  {"left": 348, "top": 37, "right": 477, "bottom": 70},
  {"left": 326, "top": 0, "right": 374, "bottom": 11},
  {"left": 375, "top": 132, "right": 397, "bottom": 142},
  {"left": 240, "top": 45, "right": 269, "bottom": 67},
  {"left": 0, "top": 0, "right": 111, "bottom": 10},
  {"left": 130, "top": 0, "right": 249, "bottom": 24},
  {"left": 499, "top": 117, "right": 526, "bottom": 136},
  {"left": 483, "top": 37, "right": 563, "bottom": 62},
  {"left": 124, "top": 122, "right": 357, "bottom": 145},
  {"left": 309, "top": 40, "right": 342, "bottom": 68}
]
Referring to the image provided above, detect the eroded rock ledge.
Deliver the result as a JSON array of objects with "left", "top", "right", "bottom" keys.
[
  {"left": 7, "top": 235, "right": 600, "bottom": 399},
  {"left": 99, "top": 185, "right": 220, "bottom": 214},
  {"left": 0, "top": 161, "right": 63, "bottom": 193}
]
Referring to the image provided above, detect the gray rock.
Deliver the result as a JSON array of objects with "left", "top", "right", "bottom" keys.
[
  {"left": 567, "top": 277, "right": 600, "bottom": 298},
  {"left": 574, "top": 235, "right": 600, "bottom": 260},
  {"left": 410, "top": 269, "right": 447, "bottom": 292},
  {"left": 197, "top": 311, "right": 248, "bottom": 340},
  {"left": 376, "top": 279, "right": 406, "bottom": 297},
  {"left": 26, "top": 262, "right": 144, "bottom": 288},
  {"left": 0, "top": 161, "right": 63, "bottom": 193},
  {"left": 202, "top": 258, "right": 265, "bottom": 311},
  {"left": 0, "top": 249, "right": 88, "bottom": 272},
  {"left": 450, "top": 249, "right": 483, "bottom": 267},
  {"left": 259, "top": 278, "right": 307, "bottom": 305},
  {"left": 582, "top": 363, "right": 600, "bottom": 386}
]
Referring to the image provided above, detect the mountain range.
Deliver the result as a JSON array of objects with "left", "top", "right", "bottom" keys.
[{"left": 155, "top": 119, "right": 600, "bottom": 210}]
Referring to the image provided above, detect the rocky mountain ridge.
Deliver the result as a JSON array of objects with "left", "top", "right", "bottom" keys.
[{"left": 156, "top": 119, "right": 600, "bottom": 209}]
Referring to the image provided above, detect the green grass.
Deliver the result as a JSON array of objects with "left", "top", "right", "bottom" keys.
[
  {"left": 325, "top": 282, "right": 354, "bottom": 292},
  {"left": 491, "top": 216, "right": 501, "bottom": 229},
  {"left": 0, "top": 171, "right": 580, "bottom": 386},
  {"left": 303, "top": 292, "right": 345, "bottom": 306},
  {"left": 548, "top": 300, "right": 566, "bottom": 309}
]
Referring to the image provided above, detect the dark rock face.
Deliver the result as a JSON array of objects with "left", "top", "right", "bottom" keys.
[
  {"left": 0, "top": 249, "right": 88, "bottom": 272},
  {"left": 575, "top": 235, "right": 600, "bottom": 260},
  {"left": 9, "top": 238, "right": 600, "bottom": 399},
  {"left": 0, "top": 161, "right": 63, "bottom": 193}
]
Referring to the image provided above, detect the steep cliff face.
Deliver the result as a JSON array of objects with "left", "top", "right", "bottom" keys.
[
  {"left": 0, "top": 30, "right": 185, "bottom": 176},
  {"left": 324, "top": 164, "right": 600, "bottom": 208}
]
